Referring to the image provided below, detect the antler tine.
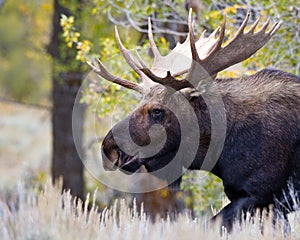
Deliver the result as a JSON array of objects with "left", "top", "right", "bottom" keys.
[
  {"left": 134, "top": 49, "right": 170, "bottom": 86},
  {"left": 216, "top": 12, "right": 248, "bottom": 49},
  {"left": 188, "top": 8, "right": 200, "bottom": 62},
  {"left": 235, "top": 11, "right": 250, "bottom": 35},
  {"left": 247, "top": 16, "right": 260, "bottom": 34},
  {"left": 260, "top": 17, "right": 270, "bottom": 32},
  {"left": 207, "top": 15, "right": 226, "bottom": 56},
  {"left": 114, "top": 26, "right": 143, "bottom": 76},
  {"left": 217, "top": 16, "right": 226, "bottom": 48},
  {"left": 148, "top": 17, "right": 161, "bottom": 59},
  {"left": 267, "top": 21, "right": 282, "bottom": 36},
  {"left": 135, "top": 50, "right": 149, "bottom": 70},
  {"left": 87, "top": 59, "right": 144, "bottom": 93},
  {"left": 198, "top": 29, "right": 207, "bottom": 41},
  {"left": 208, "top": 26, "right": 221, "bottom": 40}
]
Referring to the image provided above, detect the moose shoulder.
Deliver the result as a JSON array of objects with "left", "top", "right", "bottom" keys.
[{"left": 88, "top": 11, "right": 300, "bottom": 231}]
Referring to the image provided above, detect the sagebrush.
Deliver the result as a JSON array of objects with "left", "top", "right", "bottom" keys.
[{"left": 1, "top": 181, "right": 300, "bottom": 240}]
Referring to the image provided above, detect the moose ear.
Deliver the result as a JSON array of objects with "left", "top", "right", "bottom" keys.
[{"left": 179, "top": 87, "right": 202, "bottom": 101}]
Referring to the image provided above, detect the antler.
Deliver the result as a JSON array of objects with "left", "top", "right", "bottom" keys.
[
  {"left": 139, "top": 9, "right": 281, "bottom": 91},
  {"left": 88, "top": 9, "right": 281, "bottom": 93}
]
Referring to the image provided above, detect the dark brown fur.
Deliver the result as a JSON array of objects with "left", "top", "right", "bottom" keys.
[{"left": 102, "top": 68, "right": 300, "bottom": 230}]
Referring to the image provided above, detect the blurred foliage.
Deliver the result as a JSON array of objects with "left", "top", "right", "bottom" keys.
[
  {"left": 0, "top": 0, "right": 52, "bottom": 103},
  {"left": 244, "top": 2, "right": 300, "bottom": 75},
  {"left": 61, "top": 0, "right": 299, "bottom": 216},
  {"left": 181, "top": 171, "right": 226, "bottom": 216}
]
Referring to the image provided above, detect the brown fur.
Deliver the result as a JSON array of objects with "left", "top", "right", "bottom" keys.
[{"left": 102, "top": 68, "right": 300, "bottom": 231}]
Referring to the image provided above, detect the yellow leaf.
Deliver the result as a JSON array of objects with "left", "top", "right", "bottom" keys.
[
  {"left": 224, "top": 6, "right": 237, "bottom": 15},
  {"left": 92, "top": 8, "right": 98, "bottom": 15},
  {"left": 69, "top": 16, "right": 74, "bottom": 24}
]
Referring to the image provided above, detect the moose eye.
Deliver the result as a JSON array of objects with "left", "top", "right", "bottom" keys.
[
  {"left": 153, "top": 109, "right": 162, "bottom": 115},
  {"left": 151, "top": 108, "right": 165, "bottom": 121}
]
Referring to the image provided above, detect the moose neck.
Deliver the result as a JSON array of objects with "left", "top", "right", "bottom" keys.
[
  {"left": 180, "top": 93, "right": 213, "bottom": 171},
  {"left": 182, "top": 82, "right": 237, "bottom": 174}
]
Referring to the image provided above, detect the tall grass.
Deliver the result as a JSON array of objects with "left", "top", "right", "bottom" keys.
[{"left": 0, "top": 181, "right": 299, "bottom": 240}]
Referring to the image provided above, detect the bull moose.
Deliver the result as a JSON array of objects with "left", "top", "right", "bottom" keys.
[{"left": 88, "top": 11, "right": 300, "bottom": 231}]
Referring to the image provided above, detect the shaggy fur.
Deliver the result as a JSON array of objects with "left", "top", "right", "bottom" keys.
[{"left": 102, "top": 68, "right": 300, "bottom": 231}]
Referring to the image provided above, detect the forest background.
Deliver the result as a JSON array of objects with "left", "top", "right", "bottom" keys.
[{"left": 0, "top": 0, "right": 299, "bottom": 218}]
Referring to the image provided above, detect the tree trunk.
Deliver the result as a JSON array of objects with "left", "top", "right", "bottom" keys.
[{"left": 48, "top": 0, "right": 85, "bottom": 199}]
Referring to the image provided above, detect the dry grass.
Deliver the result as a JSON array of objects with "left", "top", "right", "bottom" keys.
[{"left": 0, "top": 181, "right": 300, "bottom": 240}]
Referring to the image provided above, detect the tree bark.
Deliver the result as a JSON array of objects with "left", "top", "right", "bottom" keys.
[{"left": 48, "top": 0, "right": 85, "bottom": 199}]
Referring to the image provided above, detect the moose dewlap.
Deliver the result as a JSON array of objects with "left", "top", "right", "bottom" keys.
[{"left": 88, "top": 10, "right": 300, "bottom": 231}]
